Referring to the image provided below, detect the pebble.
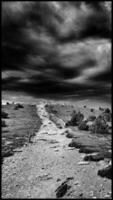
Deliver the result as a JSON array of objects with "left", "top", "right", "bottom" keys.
[
  {"left": 89, "top": 191, "right": 94, "bottom": 196},
  {"left": 74, "top": 182, "right": 79, "bottom": 185},
  {"left": 78, "top": 161, "right": 90, "bottom": 165},
  {"left": 54, "top": 149, "right": 59, "bottom": 152}
]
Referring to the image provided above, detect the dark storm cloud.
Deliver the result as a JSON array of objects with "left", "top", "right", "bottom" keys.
[{"left": 2, "top": 1, "right": 111, "bottom": 98}]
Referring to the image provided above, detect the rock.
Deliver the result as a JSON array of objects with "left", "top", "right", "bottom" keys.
[
  {"left": 78, "top": 161, "right": 90, "bottom": 165},
  {"left": 98, "top": 165, "right": 112, "bottom": 179},
  {"left": 55, "top": 182, "right": 70, "bottom": 198}
]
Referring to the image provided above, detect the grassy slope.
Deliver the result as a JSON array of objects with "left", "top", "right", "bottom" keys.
[
  {"left": 45, "top": 103, "right": 102, "bottom": 122},
  {"left": 2, "top": 104, "right": 41, "bottom": 158},
  {"left": 45, "top": 103, "right": 111, "bottom": 160}
]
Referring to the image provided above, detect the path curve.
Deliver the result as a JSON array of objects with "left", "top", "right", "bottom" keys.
[{"left": 2, "top": 102, "right": 111, "bottom": 199}]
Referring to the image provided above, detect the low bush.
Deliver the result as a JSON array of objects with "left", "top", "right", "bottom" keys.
[
  {"left": 101, "top": 112, "right": 111, "bottom": 122},
  {"left": 71, "top": 111, "right": 84, "bottom": 126},
  {"left": 90, "top": 108, "right": 94, "bottom": 112},
  {"left": 90, "top": 116, "right": 109, "bottom": 134},
  {"left": 88, "top": 115, "right": 96, "bottom": 122},
  {"left": 104, "top": 108, "right": 111, "bottom": 113},
  {"left": 2, "top": 120, "right": 7, "bottom": 127},
  {"left": 99, "top": 107, "right": 104, "bottom": 111},
  {"left": 78, "top": 121, "right": 89, "bottom": 131},
  {"left": 66, "top": 130, "right": 75, "bottom": 138},
  {"left": 1, "top": 111, "right": 8, "bottom": 118},
  {"left": 65, "top": 111, "right": 84, "bottom": 127},
  {"left": 14, "top": 104, "right": 24, "bottom": 110}
]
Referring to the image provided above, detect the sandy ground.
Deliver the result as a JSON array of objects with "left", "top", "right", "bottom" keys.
[{"left": 2, "top": 103, "right": 111, "bottom": 199}]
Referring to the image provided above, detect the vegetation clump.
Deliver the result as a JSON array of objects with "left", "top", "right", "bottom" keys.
[
  {"left": 78, "top": 120, "right": 89, "bottom": 131},
  {"left": 2, "top": 120, "right": 7, "bottom": 127},
  {"left": 1, "top": 111, "right": 8, "bottom": 118},
  {"left": 90, "top": 116, "right": 109, "bottom": 134},
  {"left": 88, "top": 115, "right": 96, "bottom": 122},
  {"left": 66, "top": 111, "right": 84, "bottom": 127},
  {"left": 104, "top": 108, "right": 111, "bottom": 113},
  {"left": 90, "top": 108, "right": 94, "bottom": 112},
  {"left": 14, "top": 104, "right": 24, "bottom": 110}
]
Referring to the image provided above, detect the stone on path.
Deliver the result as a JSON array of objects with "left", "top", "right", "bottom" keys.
[{"left": 78, "top": 161, "right": 90, "bottom": 165}]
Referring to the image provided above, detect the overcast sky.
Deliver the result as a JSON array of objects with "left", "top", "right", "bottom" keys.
[{"left": 2, "top": 1, "right": 111, "bottom": 100}]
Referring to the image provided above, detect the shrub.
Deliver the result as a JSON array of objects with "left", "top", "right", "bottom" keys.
[
  {"left": 84, "top": 105, "right": 86, "bottom": 108},
  {"left": 7, "top": 102, "right": 10, "bottom": 105},
  {"left": 14, "top": 104, "right": 24, "bottom": 109},
  {"left": 52, "top": 110, "right": 57, "bottom": 114},
  {"left": 88, "top": 115, "right": 96, "bottom": 122},
  {"left": 71, "top": 111, "right": 84, "bottom": 126},
  {"left": 2, "top": 120, "right": 7, "bottom": 127},
  {"left": 65, "top": 111, "right": 84, "bottom": 127},
  {"left": 1, "top": 111, "right": 8, "bottom": 118},
  {"left": 104, "top": 108, "right": 111, "bottom": 113},
  {"left": 78, "top": 121, "right": 89, "bottom": 131},
  {"left": 99, "top": 107, "right": 104, "bottom": 111},
  {"left": 90, "top": 116, "right": 109, "bottom": 134},
  {"left": 90, "top": 108, "right": 94, "bottom": 112},
  {"left": 66, "top": 131, "right": 75, "bottom": 138},
  {"left": 65, "top": 121, "right": 72, "bottom": 127},
  {"left": 101, "top": 112, "right": 111, "bottom": 122}
]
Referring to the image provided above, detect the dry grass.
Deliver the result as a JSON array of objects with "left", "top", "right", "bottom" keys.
[{"left": 2, "top": 104, "right": 41, "bottom": 159}]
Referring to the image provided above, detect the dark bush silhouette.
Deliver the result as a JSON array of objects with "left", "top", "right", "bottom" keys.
[
  {"left": 78, "top": 121, "right": 89, "bottom": 131},
  {"left": 98, "top": 165, "right": 112, "bottom": 179},
  {"left": 1, "top": 111, "right": 8, "bottom": 118},
  {"left": 71, "top": 111, "right": 84, "bottom": 126},
  {"left": 99, "top": 107, "right": 104, "bottom": 111},
  {"left": 88, "top": 115, "right": 96, "bottom": 121},
  {"left": 90, "top": 108, "right": 94, "bottom": 112},
  {"left": 101, "top": 112, "right": 111, "bottom": 122},
  {"left": 2, "top": 120, "right": 7, "bottom": 127},
  {"left": 104, "top": 108, "right": 111, "bottom": 113},
  {"left": 65, "top": 111, "right": 84, "bottom": 127},
  {"left": 90, "top": 116, "right": 109, "bottom": 134},
  {"left": 14, "top": 104, "right": 24, "bottom": 110}
]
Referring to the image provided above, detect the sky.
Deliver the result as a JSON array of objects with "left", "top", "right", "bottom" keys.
[{"left": 2, "top": 1, "right": 112, "bottom": 101}]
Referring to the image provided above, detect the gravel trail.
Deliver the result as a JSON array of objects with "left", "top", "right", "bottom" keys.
[{"left": 2, "top": 103, "right": 111, "bottom": 199}]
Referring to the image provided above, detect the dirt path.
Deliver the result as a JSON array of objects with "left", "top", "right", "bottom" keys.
[{"left": 2, "top": 103, "right": 111, "bottom": 199}]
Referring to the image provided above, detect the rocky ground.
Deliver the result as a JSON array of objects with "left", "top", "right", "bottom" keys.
[{"left": 2, "top": 102, "right": 112, "bottom": 199}]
